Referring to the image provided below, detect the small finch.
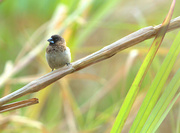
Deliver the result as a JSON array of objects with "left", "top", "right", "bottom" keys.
[{"left": 46, "top": 35, "right": 71, "bottom": 71}]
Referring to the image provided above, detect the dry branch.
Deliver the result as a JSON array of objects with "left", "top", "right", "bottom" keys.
[
  {"left": 0, "top": 98, "right": 38, "bottom": 113},
  {"left": 0, "top": 16, "right": 180, "bottom": 107}
]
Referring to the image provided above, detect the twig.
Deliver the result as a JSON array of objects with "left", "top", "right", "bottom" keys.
[
  {"left": 0, "top": 16, "right": 180, "bottom": 107},
  {"left": 0, "top": 98, "right": 39, "bottom": 113}
]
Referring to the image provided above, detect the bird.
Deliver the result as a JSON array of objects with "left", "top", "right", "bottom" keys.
[{"left": 46, "top": 35, "right": 71, "bottom": 71}]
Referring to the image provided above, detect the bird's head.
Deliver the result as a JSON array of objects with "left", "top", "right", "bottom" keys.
[{"left": 47, "top": 35, "right": 65, "bottom": 45}]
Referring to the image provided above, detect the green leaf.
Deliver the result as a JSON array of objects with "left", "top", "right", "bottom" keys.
[
  {"left": 141, "top": 68, "right": 180, "bottom": 133},
  {"left": 152, "top": 93, "right": 180, "bottom": 133},
  {"left": 140, "top": 31, "right": 180, "bottom": 132},
  {"left": 111, "top": 0, "right": 175, "bottom": 132},
  {"left": 129, "top": 1, "right": 176, "bottom": 132}
]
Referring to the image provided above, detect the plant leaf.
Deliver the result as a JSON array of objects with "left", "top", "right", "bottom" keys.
[
  {"left": 111, "top": 0, "right": 176, "bottom": 132},
  {"left": 142, "top": 68, "right": 180, "bottom": 133}
]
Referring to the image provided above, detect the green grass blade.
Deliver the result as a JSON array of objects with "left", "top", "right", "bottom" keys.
[
  {"left": 129, "top": 1, "right": 176, "bottom": 132},
  {"left": 131, "top": 24, "right": 180, "bottom": 133},
  {"left": 152, "top": 93, "right": 180, "bottom": 133},
  {"left": 140, "top": 31, "right": 180, "bottom": 132},
  {"left": 111, "top": 1, "right": 175, "bottom": 132},
  {"left": 141, "top": 68, "right": 180, "bottom": 133},
  {"left": 176, "top": 100, "right": 180, "bottom": 133}
]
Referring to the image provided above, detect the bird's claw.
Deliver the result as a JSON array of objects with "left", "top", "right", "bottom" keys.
[{"left": 66, "top": 63, "right": 70, "bottom": 66}]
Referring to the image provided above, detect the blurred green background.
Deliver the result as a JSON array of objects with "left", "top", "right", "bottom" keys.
[{"left": 0, "top": 0, "right": 179, "bottom": 132}]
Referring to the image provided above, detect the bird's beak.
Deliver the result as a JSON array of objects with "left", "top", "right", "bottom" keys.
[{"left": 47, "top": 38, "right": 54, "bottom": 44}]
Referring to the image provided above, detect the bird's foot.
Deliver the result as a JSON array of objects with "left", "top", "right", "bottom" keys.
[{"left": 66, "top": 63, "right": 71, "bottom": 66}]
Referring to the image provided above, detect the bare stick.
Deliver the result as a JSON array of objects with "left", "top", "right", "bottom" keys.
[
  {"left": 0, "top": 16, "right": 180, "bottom": 106},
  {"left": 0, "top": 98, "right": 39, "bottom": 113}
]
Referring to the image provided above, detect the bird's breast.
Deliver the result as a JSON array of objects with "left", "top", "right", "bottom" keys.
[{"left": 46, "top": 46, "right": 71, "bottom": 69}]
